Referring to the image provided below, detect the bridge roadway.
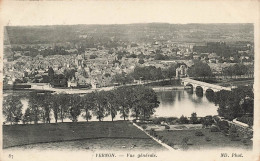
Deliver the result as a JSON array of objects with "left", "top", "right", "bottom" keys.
[{"left": 181, "top": 78, "right": 232, "bottom": 92}]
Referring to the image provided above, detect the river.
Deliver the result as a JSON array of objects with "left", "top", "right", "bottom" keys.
[
  {"left": 3, "top": 88, "right": 218, "bottom": 123},
  {"left": 155, "top": 89, "right": 217, "bottom": 118}
]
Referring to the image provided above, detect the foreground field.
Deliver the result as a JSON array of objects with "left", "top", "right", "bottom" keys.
[
  {"left": 6, "top": 138, "right": 163, "bottom": 151},
  {"left": 3, "top": 121, "right": 165, "bottom": 150},
  {"left": 155, "top": 129, "right": 252, "bottom": 150}
]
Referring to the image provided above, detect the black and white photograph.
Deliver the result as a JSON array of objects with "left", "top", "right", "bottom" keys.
[{"left": 0, "top": 1, "right": 259, "bottom": 161}]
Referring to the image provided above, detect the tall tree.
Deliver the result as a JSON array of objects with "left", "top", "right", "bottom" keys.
[
  {"left": 164, "top": 64, "right": 177, "bottom": 80},
  {"left": 3, "top": 95, "right": 23, "bottom": 125},
  {"left": 48, "top": 67, "right": 54, "bottom": 82},
  {"left": 81, "top": 93, "right": 95, "bottom": 122},
  {"left": 28, "top": 92, "right": 42, "bottom": 124},
  {"left": 92, "top": 91, "right": 107, "bottom": 121},
  {"left": 59, "top": 93, "right": 70, "bottom": 122},
  {"left": 68, "top": 95, "right": 82, "bottom": 122},
  {"left": 22, "top": 108, "right": 32, "bottom": 124},
  {"left": 136, "top": 86, "right": 160, "bottom": 120},
  {"left": 40, "top": 92, "right": 52, "bottom": 123},
  {"left": 103, "top": 91, "right": 118, "bottom": 121},
  {"left": 114, "top": 87, "right": 130, "bottom": 120},
  {"left": 51, "top": 94, "right": 60, "bottom": 123}
]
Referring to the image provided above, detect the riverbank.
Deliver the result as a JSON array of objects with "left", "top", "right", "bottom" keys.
[
  {"left": 152, "top": 86, "right": 184, "bottom": 91},
  {"left": 3, "top": 121, "right": 165, "bottom": 150},
  {"left": 3, "top": 86, "right": 115, "bottom": 94}
]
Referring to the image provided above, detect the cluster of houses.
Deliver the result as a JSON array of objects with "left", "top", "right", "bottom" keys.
[{"left": 3, "top": 40, "right": 253, "bottom": 89}]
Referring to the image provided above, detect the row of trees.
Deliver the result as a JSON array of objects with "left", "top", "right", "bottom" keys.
[
  {"left": 112, "top": 64, "right": 179, "bottom": 85},
  {"left": 3, "top": 86, "right": 160, "bottom": 125}
]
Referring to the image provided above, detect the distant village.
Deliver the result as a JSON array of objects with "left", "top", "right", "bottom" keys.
[{"left": 3, "top": 40, "right": 254, "bottom": 89}]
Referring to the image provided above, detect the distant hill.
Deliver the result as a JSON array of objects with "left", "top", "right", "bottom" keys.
[{"left": 4, "top": 23, "right": 254, "bottom": 45}]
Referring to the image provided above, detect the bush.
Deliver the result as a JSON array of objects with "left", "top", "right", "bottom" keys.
[
  {"left": 165, "top": 125, "right": 170, "bottom": 130},
  {"left": 201, "top": 115, "right": 214, "bottom": 128},
  {"left": 166, "top": 117, "right": 178, "bottom": 124},
  {"left": 237, "top": 116, "right": 253, "bottom": 127},
  {"left": 149, "top": 128, "right": 156, "bottom": 136},
  {"left": 229, "top": 126, "right": 237, "bottom": 133},
  {"left": 190, "top": 112, "right": 198, "bottom": 124},
  {"left": 142, "top": 125, "right": 147, "bottom": 129},
  {"left": 195, "top": 131, "right": 204, "bottom": 136},
  {"left": 242, "top": 139, "right": 250, "bottom": 145},
  {"left": 229, "top": 126, "right": 241, "bottom": 141},
  {"left": 218, "top": 121, "right": 229, "bottom": 130},
  {"left": 179, "top": 115, "right": 189, "bottom": 124},
  {"left": 152, "top": 117, "right": 166, "bottom": 124},
  {"left": 223, "top": 129, "right": 229, "bottom": 136},
  {"left": 152, "top": 118, "right": 161, "bottom": 124},
  {"left": 210, "top": 126, "right": 220, "bottom": 132},
  {"left": 205, "top": 137, "right": 211, "bottom": 142}
]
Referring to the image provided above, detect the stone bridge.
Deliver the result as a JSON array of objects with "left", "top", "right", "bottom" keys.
[{"left": 181, "top": 78, "right": 232, "bottom": 93}]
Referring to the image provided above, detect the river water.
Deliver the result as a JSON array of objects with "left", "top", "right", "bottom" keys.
[
  {"left": 155, "top": 90, "right": 217, "bottom": 118},
  {"left": 3, "top": 88, "right": 218, "bottom": 123}
]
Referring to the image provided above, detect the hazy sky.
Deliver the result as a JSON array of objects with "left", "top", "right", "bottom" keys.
[{"left": 0, "top": 1, "right": 259, "bottom": 26}]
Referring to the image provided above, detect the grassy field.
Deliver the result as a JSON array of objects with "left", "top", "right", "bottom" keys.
[
  {"left": 3, "top": 121, "right": 164, "bottom": 150},
  {"left": 7, "top": 138, "right": 163, "bottom": 151},
  {"left": 154, "top": 129, "right": 252, "bottom": 150}
]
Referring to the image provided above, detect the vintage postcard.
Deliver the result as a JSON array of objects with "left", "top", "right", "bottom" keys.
[{"left": 0, "top": 1, "right": 259, "bottom": 161}]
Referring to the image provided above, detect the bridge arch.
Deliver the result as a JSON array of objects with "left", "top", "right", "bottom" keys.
[
  {"left": 205, "top": 88, "right": 214, "bottom": 93},
  {"left": 195, "top": 86, "right": 203, "bottom": 97},
  {"left": 181, "top": 78, "right": 232, "bottom": 93},
  {"left": 185, "top": 83, "right": 193, "bottom": 88},
  {"left": 205, "top": 89, "right": 215, "bottom": 102},
  {"left": 184, "top": 83, "right": 194, "bottom": 93}
]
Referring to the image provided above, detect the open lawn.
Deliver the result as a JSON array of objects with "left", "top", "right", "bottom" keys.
[
  {"left": 6, "top": 138, "right": 163, "bottom": 151},
  {"left": 154, "top": 129, "right": 252, "bottom": 150},
  {"left": 3, "top": 121, "right": 164, "bottom": 150}
]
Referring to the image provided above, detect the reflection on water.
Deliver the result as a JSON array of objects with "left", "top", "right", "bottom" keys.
[
  {"left": 3, "top": 89, "right": 218, "bottom": 122},
  {"left": 155, "top": 90, "right": 218, "bottom": 118}
]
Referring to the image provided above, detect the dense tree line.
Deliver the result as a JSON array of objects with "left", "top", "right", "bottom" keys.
[
  {"left": 214, "top": 86, "right": 254, "bottom": 121},
  {"left": 3, "top": 86, "right": 160, "bottom": 125},
  {"left": 193, "top": 42, "right": 252, "bottom": 59},
  {"left": 112, "top": 64, "right": 178, "bottom": 85},
  {"left": 222, "top": 63, "right": 254, "bottom": 78},
  {"left": 111, "top": 72, "right": 134, "bottom": 85},
  {"left": 187, "top": 61, "right": 213, "bottom": 79},
  {"left": 187, "top": 61, "right": 253, "bottom": 80}
]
